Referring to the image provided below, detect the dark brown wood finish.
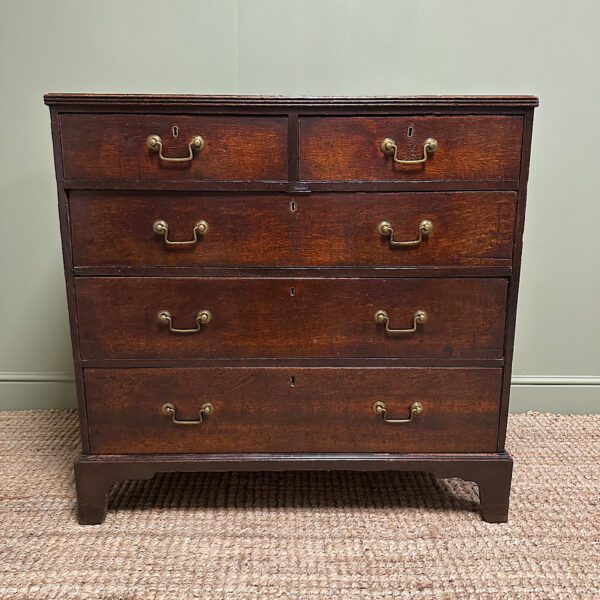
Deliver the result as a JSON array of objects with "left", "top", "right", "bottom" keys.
[
  {"left": 80, "top": 357, "right": 504, "bottom": 368},
  {"left": 45, "top": 94, "right": 537, "bottom": 524},
  {"left": 45, "top": 94, "right": 538, "bottom": 111},
  {"left": 497, "top": 109, "right": 536, "bottom": 450},
  {"left": 69, "top": 191, "right": 516, "bottom": 268},
  {"left": 73, "top": 266, "right": 513, "bottom": 278},
  {"left": 75, "top": 277, "right": 507, "bottom": 360},
  {"left": 49, "top": 110, "right": 91, "bottom": 453},
  {"left": 64, "top": 178, "right": 520, "bottom": 193},
  {"left": 60, "top": 114, "right": 288, "bottom": 181},
  {"left": 74, "top": 452, "right": 513, "bottom": 525},
  {"left": 86, "top": 367, "right": 502, "bottom": 454},
  {"left": 300, "top": 116, "right": 523, "bottom": 182}
]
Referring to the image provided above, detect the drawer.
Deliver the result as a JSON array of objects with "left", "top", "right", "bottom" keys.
[
  {"left": 85, "top": 367, "right": 502, "bottom": 453},
  {"left": 59, "top": 114, "right": 288, "bottom": 181},
  {"left": 299, "top": 116, "right": 523, "bottom": 182},
  {"left": 75, "top": 277, "right": 507, "bottom": 360},
  {"left": 70, "top": 191, "right": 516, "bottom": 268}
]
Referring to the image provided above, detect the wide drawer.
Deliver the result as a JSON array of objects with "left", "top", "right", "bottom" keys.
[
  {"left": 85, "top": 367, "right": 502, "bottom": 453},
  {"left": 75, "top": 277, "right": 507, "bottom": 360},
  {"left": 299, "top": 116, "right": 523, "bottom": 182},
  {"left": 70, "top": 191, "right": 516, "bottom": 268},
  {"left": 59, "top": 114, "right": 288, "bottom": 181}
]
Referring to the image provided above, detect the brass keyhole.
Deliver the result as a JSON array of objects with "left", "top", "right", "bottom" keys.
[
  {"left": 172, "top": 125, "right": 179, "bottom": 138},
  {"left": 290, "top": 375, "right": 296, "bottom": 387},
  {"left": 289, "top": 201, "right": 297, "bottom": 213}
]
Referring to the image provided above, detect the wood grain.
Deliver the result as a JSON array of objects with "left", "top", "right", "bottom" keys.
[
  {"left": 74, "top": 451, "right": 514, "bottom": 524},
  {"left": 300, "top": 116, "right": 523, "bottom": 181},
  {"left": 69, "top": 191, "right": 516, "bottom": 268},
  {"left": 74, "top": 277, "right": 507, "bottom": 360},
  {"left": 45, "top": 93, "right": 539, "bottom": 109},
  {"left": 85, "top": 367, "right": 502, "bottom": 454},
  {"left": 60, "top": 114, "right": 288, "bottom": 181}
]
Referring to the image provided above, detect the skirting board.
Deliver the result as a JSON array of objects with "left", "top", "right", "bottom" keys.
[
  {"left": 509, "top": 380, "right": 599, "bottom": 414},
  {"left": 0, "top": 373, "right": 598, "bottom": 413},
  {"left": 0, "top": 378, "right": 76, "bottom": 410}
]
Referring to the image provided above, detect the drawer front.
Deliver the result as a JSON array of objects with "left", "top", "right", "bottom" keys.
[
  {"left": 300, "top": 116, "right": 523, "bottom": 182},
  {"left": 70, "top": 191, "right": 516, "bottom": 268},
  {"left": 60, "top": 114, "right": 288, "bottom": 181},
  {"left": 86, "top": 367, "right": 502, "bottom": 454},
  {"left": 75, "top": 277, "right": 507, "bottom": 360}
]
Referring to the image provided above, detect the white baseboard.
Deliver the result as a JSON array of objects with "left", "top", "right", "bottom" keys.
[{"left": 0, "top": 373, "right": 598, "bottom": 413}]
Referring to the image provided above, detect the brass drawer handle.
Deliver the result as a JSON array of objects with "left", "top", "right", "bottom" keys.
[
  {"left": 157, "top": 309, "right": 212, "bottom": 333},
  {"left": 373, "top": 401, "right": 423, "bottom": 424},
  {"left": 378, "top": 219, "right": 433, "bottom": 247},
  {"left": 147, "top": 134, "right": 204, "bottom": 163},
  {"left": 374, "top": 309, "right": 427, "bottom": 334},
  {"left": 381, "top": 137, "right": 438, "bottom": 165},
  {"left": 162, "top": 402, "right": 214, "bottom": 425},
  {"left": 153, "top": 219, "right": 209, "bottom": 248}
]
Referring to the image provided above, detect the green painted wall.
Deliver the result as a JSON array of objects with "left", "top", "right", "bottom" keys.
[{"left": 1, "top": 0, "right": 598, "bottom": 412}]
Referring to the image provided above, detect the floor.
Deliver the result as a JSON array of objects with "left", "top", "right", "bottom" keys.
[{"left": 0, "top": 411, "right": 598, "bottom": 599}]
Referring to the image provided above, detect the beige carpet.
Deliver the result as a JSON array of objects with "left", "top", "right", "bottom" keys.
[{"left": 0, "top": 411, "right": 598, "bottom": 599}]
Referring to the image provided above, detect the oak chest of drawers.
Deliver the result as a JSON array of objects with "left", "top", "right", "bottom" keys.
[{"left": 45, "top": 94, "right": 537, "bottom": 524}]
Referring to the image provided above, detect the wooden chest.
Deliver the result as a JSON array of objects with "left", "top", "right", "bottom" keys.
[{"left": 45, "top": 94, "right": 537, "bottom": 524}]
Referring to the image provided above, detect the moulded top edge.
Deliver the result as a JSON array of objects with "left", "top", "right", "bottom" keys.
[{"left": 44, "top": 93, "right": 539, "bottom": 108}]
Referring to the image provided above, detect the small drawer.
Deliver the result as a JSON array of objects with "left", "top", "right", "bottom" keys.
[
  {"left": 85, "top": 367, "right": 502, "bottom": 454},
  {"left": 75, "top": 277, "right": 507, "bottom": 360},
  {"left": 69, "top": 191, "right": 516, "bottom": 268},
  {"left": 299, "top": 116, "right": 523, "bottom": 182},
  {"left": 59, "top": 114, "right": 288, "bottom": 182}
]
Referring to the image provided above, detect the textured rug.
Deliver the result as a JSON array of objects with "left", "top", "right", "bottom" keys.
[{"left": 0, "top": 411, "right": 598, "bottom": 599}]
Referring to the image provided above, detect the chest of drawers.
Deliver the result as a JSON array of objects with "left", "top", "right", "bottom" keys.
[{"left": 45, "top": 94, "right": 537, "bottom": 524}]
